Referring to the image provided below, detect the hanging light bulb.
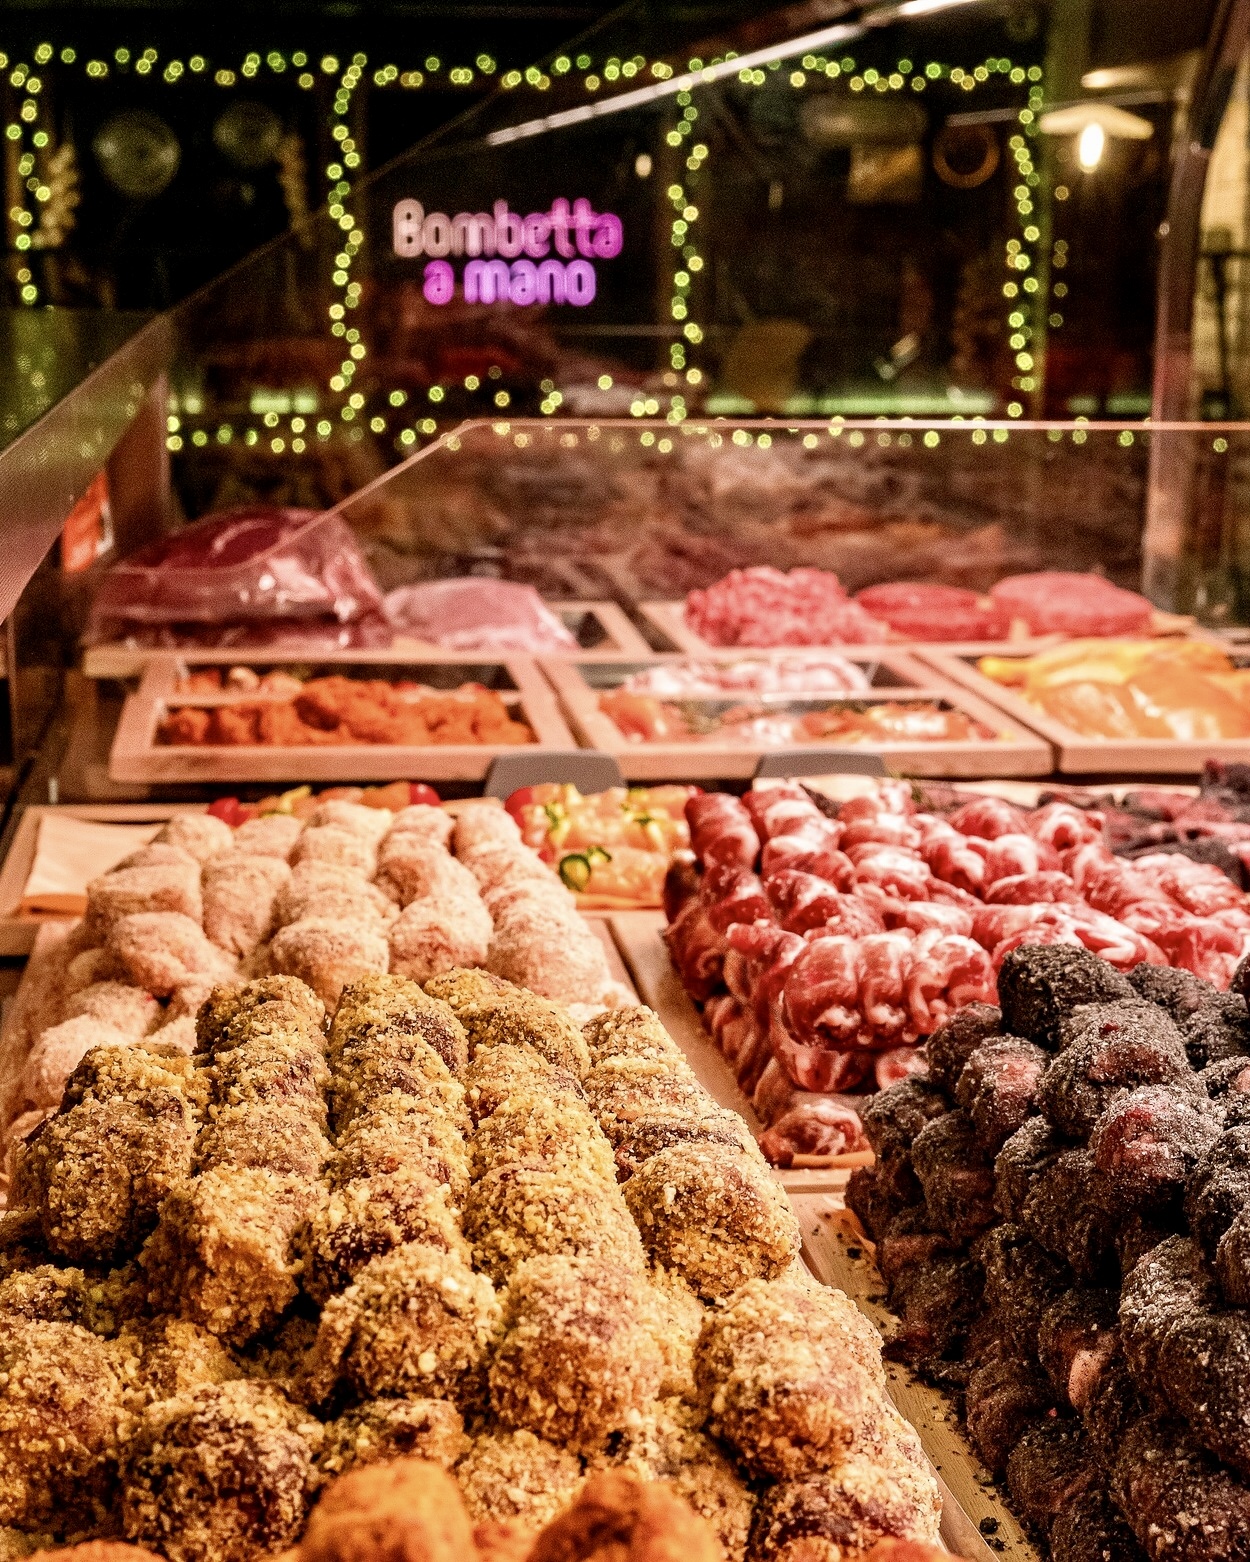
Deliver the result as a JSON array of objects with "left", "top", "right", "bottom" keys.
[{"left": 1077, "top": 120, "right": 1106, "bottom": 171}]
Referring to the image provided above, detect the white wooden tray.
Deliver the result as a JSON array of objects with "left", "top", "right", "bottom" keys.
[
  {"left": 109, "top": 655, "right": 577, "bottom": 785},
  {"left": 83, "top": 600, "right": 651, "bottom": 677},
  {"left": 543, "top": 651, "right": 1054, "bottom": 780},
  {"left": 918, "top": 645, "right": 1250, "bottom": 776}
]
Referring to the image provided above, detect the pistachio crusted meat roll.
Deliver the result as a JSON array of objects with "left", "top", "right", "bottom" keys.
[
  {"left": 308, "top": 1240, "right": 500, "bottom": 1404},
  {"left": 488, "top": 1254, "right": 668, "bottom": 1453},
  {"left": 329, "top": 975, "right": 468, "bottom": 1076},
  {"left": 423, "top": 968, "right": 592, "bottom": 1076},
  {"left": 463, "top": 1159, "right": 645, "bottom": 1284}
]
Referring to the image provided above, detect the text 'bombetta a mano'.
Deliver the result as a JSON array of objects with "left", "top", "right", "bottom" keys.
[{"left": 392, "top": 198, "right": 623, "bottom": 306}]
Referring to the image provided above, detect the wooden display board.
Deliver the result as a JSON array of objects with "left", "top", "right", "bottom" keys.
[
  {"left": 542, "top": 651, "right": 1054, "bottom": 780},
  {"left": 109, "top": 655, "right": 577, "bottom": 785},
  {"left": 794, "top": 1192, "right": 1040, "bottom": 1562},
  {"left": 918, "top": 644, "right": 1250, "bottom": 775},
  {"left": 83, "top": 600, "right": 651, "bottom": 678}
]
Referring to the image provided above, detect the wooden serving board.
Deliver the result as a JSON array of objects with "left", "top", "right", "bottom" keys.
[
  {"left": 794, "top": 1193, "right": 1041, "bottom": 1562},
  {"left": 543, "top": 651, "right": 1054, "bottom": 781},
  {"left": 917, "top": 644, "right": 1250, "bottom": 776},
  {"left": 83, "top": 601, "right": 652, "bottom": 678},
  {"left": 608, "top": 909, "right": 872, "bottom": 1193},
  {"left": 108, "top": 655, "right": 578, "bottom": 785}
]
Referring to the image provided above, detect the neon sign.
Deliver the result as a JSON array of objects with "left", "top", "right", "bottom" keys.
[{"left": 392, "top": 198, "right": 622, "bottom": 306}]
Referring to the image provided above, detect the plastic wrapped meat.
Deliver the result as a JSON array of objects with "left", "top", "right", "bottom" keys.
[
  {"left": 383, "top": 578, "right": 578, "bottom": 652},
  {"left": 86, "top": 505, "right": 384, "bottom": 643}
]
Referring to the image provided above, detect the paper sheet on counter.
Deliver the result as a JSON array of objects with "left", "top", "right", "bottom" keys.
[{"left": 19, "top": 814, "right": 160, "bottom": 917}]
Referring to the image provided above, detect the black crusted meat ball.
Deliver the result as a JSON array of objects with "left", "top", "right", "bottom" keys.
[
  {"left": 1037, "top": 1288, "right": 1120, "bottom": 1412},
  {"left": 1128, "top": 963, "right": 1220, "bottom": 1025},
  {"left": 1021, "top": 1149, "right": 1119, "bottom": 1282},
  {"left": 844, "top": 1167, "right": 911, "bottom": 1244},
  {"left": 978, "top": 1224, "right": 1071, "bottom": 1356},
  {"left": 1048, "top": 1486, "right": 1146, "bottom": 1562},
  {"left": 1180, "top": 994, "right": 1250, "bottom": 1069},
  {"left": 1088, "top": 1085, "right": 1222, "bottom": 1217},
  {"left": 994, "top": 1117, "right": 1067, "bottom": 1223},
  {"left": 1005, "top": 1417, "right": 1099, "bottom": 1539},
  {"left": 1200, "top": 1056, "right": 1250, "bottom": 1128},
  {"left": 925, "top": 1003, "right": 1003, "bottom": 1094},
  {"left": 955, "top": 1036, "right": 1048, "bottom": 1153},
  {"left": 859, "top": 1078, "right": 949, "bottom": 1174},
  {"left": 885, "top": 1252, "right": 985, "bottom": 1366},
  {"left": 1056, "top": 998, "right": 1188, "bottom": 1059},
  {"left": 998, "top": 946, "right": 1133, "bottom": 1052},
  {"left": 1184, "top": 1125, "right": 1250, "bottom": 1259},
  {"left": 964, "top": 1357, "right": 1053, "bottom": 1472},
  {"left": 1037, "top": 1024, "right": 1193, "bottom": 1141},
  {"left": 910, "top": 1111, "right": 996, "bottom": 1243}
]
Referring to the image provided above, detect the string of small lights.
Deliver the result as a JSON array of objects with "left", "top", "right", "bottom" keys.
[{"left": 0, "top": 38, "right": 1057, "bottom": 455}]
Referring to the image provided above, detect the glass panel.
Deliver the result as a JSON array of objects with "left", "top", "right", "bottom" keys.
[{"left": 328, "top": 416, "right": 1246, "bottom": 622}]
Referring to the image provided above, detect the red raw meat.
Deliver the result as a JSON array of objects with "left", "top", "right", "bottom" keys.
[
  {"left": 762, "top": 841, "right": 856, "bottom": 888},
  {"left": 684, "top": 566, "right": 888, "bottom": 647},
  {"left": 384, "top": 578, "right": 578, "bottom": 652},
  {"left": 854, "top": 582, "right": 1010, "bottom": 642},
  {"left": 87, "top": 505, "right": 385, "bottom": 638},
  {"left": 783, "top": 934, "right": 869, "bottom": 1050},
  {"left": 840, "top": 814, "right": 923, "bottom": 851},
  {"left": 751, "top": 792, "right": 833, "bottom": 840},
  {"left": 837, "top": 782, "right": 916, "bottom": 823},
  {"left": 905, "top": 930, "right": 996, "bottom": 1032},
  {"left": 744, "top": 781, "right": 808, "bottom": 828},
  {"left": 756, "top": 824, "right": 843, "bottom": 874},
  {"left": 769, "top": 1017, "right": 875, "bottom": 1093},
  {"left": 1028, "top": 801, "right": 1105, "bottom": 851},
  {"left": 990, "top": 571, "right": 1155, "bottom": 636},
  {"left": 850, "top": 845, "right": 938, "bottom": 900},
  {"left": 985, "top": 871, "right": 1081, "bottom": 905},
  {"left": 973, "top": 902, "right": 1069, "bottom": 951},
  {"left": 919, "top": 821, "right": 990, "bottom": 895},
  {"left": 1132, "top": 853, "right": 1246, "bottom": 917},
  {"left": 663, "top": 902, "right": 726, "bottom": 999},
  {"left": 701, "top": 865, "right": 770, "bottom": 934},
  {"left": 765, "top": 872, "right": 885, "bottom": 937},
  {"left": 982, "top": 833, "right": 1061, "bottom": 883},
  {"left": 686, "top": 793, "right": 760, "bottom": 869},
  {"left": 947, "top": 796, "right": 1033, "bottom": 840},
  {"left": 991, "top": 919, "right": 1087, "bottom": 968},
  {"left": 759, "top": 1095, "right": 868, "bottom": 1165},
  {"left": 858, "top": 932, "right": 916, "bottom": 1043},
  {"left": 881, "top": 901, "right": 976, "bottom": 938},
  {"left": 1064, "top": 905, "right": 1168, "bottom": 971}
]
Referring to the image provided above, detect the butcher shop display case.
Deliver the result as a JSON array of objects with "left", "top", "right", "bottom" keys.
[
  {"left": 1, "top": 412, "right": 1249, "bottom": 804},
  {"left": 0, "top": 0, "right": 1245, "bottom": 802}
]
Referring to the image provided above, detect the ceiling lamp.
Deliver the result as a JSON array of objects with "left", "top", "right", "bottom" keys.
[{"left": 1038, "top": 101, "right": 1154, "bottom": 172}]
